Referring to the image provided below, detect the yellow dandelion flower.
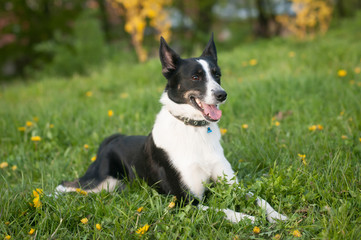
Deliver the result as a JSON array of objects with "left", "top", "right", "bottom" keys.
[
  {"left": 292, "top": 229, "right": 302, "bottom": 237},
  {"left": 359, "top": 138, "right": 361, "bottom": 143},
  {"left": 49, "top": 124, "right": 54, "bottom": 128},
  {"left": 288, "top": 51, "right": 295, "bottom": 57},
  {"left": 86, "top": 91, "right": 93, "bottom": 97},
  {"left": 96, "top": 223, "right": 102, "bottom": 230},
  {"left": 242, "top": 124, "right": 249, "bottom": 129},
  {"left": 33, "top": 196, "right": 41, "bottom": 208},
  {"left": 253, "top": 226, "right": 261, "bottom": 234},
  {"left": 84, "top": 144, "right": 89, "bottom": 149},
  {"left": 220, "top": 128, "right": 227, "bottom": 135},
  {"left": 0, "top": 162, "right": 8, "bottom": 168},
  {"left": 26, "top": 121, "right": 33, "bottom": 127},
  {"left": 18, "top": 126, "right": 26, "bottom": 131},
  {"left": 136, "top": 224, "right": 150, "bottom": 235},
  {"left": 298, "top": 154, "right": 306, "bottom": 159},
  {"left": 76, "top": 188, "right": 88, "bottom": 196},
  {"left": 317, "top": 124, "right": 323, "bottom": 130},
  {"left": 337, "top": 69, "right": 347, "bottom": 77},
  {"left": 12, "top": 165, "right": 17, "bottom": 171},
  {"left": 309, "top": 125, "right": 317, "bottom": 131},
  {"left": 120, "top": 93, "right": 129, "bottom": 99},
  {"left": 249, "top": 59, "right": 258, "bottom": 66},
  {"left": 340, "top": 111, "right": 344, "bottom": 116},
  {"left": 108, "top": 110, "right": 114, "bottom": 117},
  {"left": 274, "top": 121, "right": 280, "bottom": 126},
  {"left": 273, "top": 234, "right": 281, "bottom": 240},
  {"left": 5, "top": 221, "right": 10, "bottom": 225},
  {"left": 91, "top": 156, "right": 97, "bottom": 162},
  {"left": 29, "top": 228, "right": 35, "bottom": 235},
  {"left": 168, "top": 201, "right": 175, "bottom": 208},
  {"left": 81, "top": 218, "right": 88, "bottom": 224},
  {"left": 5, "top": 235, "right": 11, "bottom": 240},
  {"left": 354, "top": 67, "right": 361, "bottom": 74},
  {"left": 341, "top": 135, "right": 348, "bottom": 140},
  {"left": 33, "top": 117, "right": 39, "bottom": 122},
  {"left": 31, "top": 136, "right": 41, "bottom": 142},
  {"left": 137, "top": 207, "right": 144, "bottom": 213}
]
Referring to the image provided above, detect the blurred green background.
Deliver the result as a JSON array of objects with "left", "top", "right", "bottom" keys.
[{"left": 1, "top": 0, "right": 360, "bottom": 81}]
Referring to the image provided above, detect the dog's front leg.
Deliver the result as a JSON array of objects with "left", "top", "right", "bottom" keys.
[
  {"left": 246, "top": 192, "right": 288, "bottom": 223},
  {"left": 198, "top": 205, "right": 255, "bottom": 224}
]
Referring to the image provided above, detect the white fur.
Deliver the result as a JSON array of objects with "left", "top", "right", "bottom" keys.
[
  {"left": 153, "top": 94, "right": 234, "bottom": 199},
  {"left": 197, "top": 59, "right": 225, "bottom": 105}
]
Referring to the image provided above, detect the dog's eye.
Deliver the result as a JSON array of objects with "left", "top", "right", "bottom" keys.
[{"left": 192, "top": 75, "right": 199, "bottom": 81}]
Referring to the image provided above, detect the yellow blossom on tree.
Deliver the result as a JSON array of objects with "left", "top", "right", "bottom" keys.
[
  {"left": 29, "top": 228, "right": 35, "bottom": 235},
  {"left": 81, "top": 218, "right": 88, "bottom": 224},
  {"left": 253, "top": 226, "right": 261, "bottom": 234},
  {"left": 276, "top": 0, "right": 333, "bottom": 39},
  {"left": 112, "top": 0, "right": 172, "bottom": 62},
  {"left": 136, "top": 224, "right": 150, "bottom": 235},
  {"left": 0, "top": 162, "right": 8, "bottom": 168},
  {"left": 96, "top": 223, "right": 102, "bottom": 230},
  {"left": 338, "top": 69, "right": 347, "bottom": 77}
]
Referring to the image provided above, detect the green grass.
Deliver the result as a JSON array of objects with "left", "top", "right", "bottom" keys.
[{"left": 1, "top": 14, "right": 361, "bottom": 239}]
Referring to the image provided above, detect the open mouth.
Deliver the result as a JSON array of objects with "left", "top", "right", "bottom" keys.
[{"left": 190, "top": 96, "right": 222, "bottom": 122}]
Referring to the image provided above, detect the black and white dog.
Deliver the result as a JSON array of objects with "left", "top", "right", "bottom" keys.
[{"left": 56, "top": 35, "right": 287, "bottom": 223}]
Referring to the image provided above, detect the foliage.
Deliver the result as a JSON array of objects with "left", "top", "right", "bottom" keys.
[
  {"left": 1, "top": 11, "right": 361, "bottom": 239},
  {"left": 33, "top": 11, "right": 108, "bottom": 77},
  {"left": 111, "top": 0, "right": 172, "bottom": 62},
  {"left": 0, "top": 0, "right": 87, "bottom": 79},
  {"left": 276, "top": 0, "right": 333, "bottom": 39}
]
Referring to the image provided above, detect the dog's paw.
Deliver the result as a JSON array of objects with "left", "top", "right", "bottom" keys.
[
  {"left": 267, "top": 211, "right": 288, "bottom": 223},
  {"left": 223, "top": 209, "right": 255, "bottom": 224}
]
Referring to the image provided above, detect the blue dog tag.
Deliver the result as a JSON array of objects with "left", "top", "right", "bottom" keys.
[{"left": 207, "top": 127, "right": 212, "bottom": 133}]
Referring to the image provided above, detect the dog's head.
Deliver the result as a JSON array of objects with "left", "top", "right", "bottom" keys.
[{"left": 159, "top": 34, "right": 227, "bottom": 122}]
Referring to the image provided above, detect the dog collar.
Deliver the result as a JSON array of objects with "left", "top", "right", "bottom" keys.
[{"left": 172, "top": 115, "right": 210, "bottom": 127}]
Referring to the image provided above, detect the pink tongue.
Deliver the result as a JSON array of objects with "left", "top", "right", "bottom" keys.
[{"left": 203, "top": 103, "right": 222, "bottom": 120}]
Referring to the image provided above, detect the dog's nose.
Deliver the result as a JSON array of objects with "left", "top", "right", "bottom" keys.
[{"left": 214, "top": 90, "right": 227, "bottom": 102}]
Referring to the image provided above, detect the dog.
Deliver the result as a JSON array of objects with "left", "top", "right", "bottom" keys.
[{"left": 55, "top": 34, "right": 288, "bottom": 223}]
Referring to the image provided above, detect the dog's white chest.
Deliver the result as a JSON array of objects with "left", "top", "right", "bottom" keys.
[{"left": 152, "top": 108, "right": 226, "bottom": 199}]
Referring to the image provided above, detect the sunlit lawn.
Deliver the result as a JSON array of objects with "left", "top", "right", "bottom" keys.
[{"left": 1, "top": 14, "right": 361, "bottom": 239}]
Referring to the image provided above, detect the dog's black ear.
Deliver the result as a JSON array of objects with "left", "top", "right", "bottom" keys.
[
  {"left": 200, "top": 33, "right": 217, "bottom": 62},
  {"left": 159, "top": 37, "right": 180, "bottom": 77}
]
